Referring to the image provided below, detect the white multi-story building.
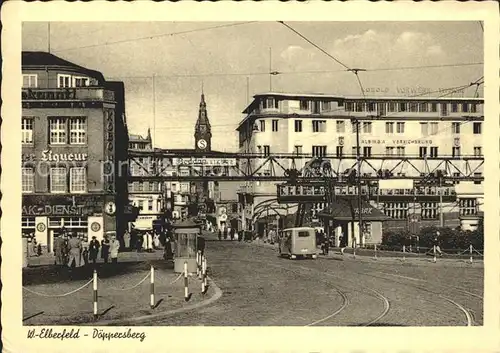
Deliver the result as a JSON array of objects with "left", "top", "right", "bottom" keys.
[
  {"left": 128, "top": 131, "right": 164, "bottom": 230},
  {"left": 237, "top": 92, "right": 484, "bottom": 234}
]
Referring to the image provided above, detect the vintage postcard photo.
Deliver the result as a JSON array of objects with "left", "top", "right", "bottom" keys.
[{"left": 2, "top": 1, "right": 499, "bottom": 352}]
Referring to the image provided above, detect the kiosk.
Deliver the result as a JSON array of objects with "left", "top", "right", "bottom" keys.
[{"left": 173, "top": 218, "right": 200, "bottom": 274}]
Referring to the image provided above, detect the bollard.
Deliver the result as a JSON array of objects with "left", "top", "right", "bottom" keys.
[
  {"left": 469, "top": 244, "right": 473, "bottom": 264},
  {"left": 203, "top": 257, "right": 208, "bottom": 288},
  {"left": 184, "top": 261, "right": 189, "bottom": 301},
  {"left": 373, "top": 244, "right": 377, "bottom": 260},
  {"left": 201, "top": 258, "right": 206, "bottom": 294},
  {"left": 150, "top": 265, "right": 155, "bottom": 309},
  {"left": 433, "top": 245, "right": 437, "bottom": 263},
  {"left": 198, "top": 254, "right": 204, "bottom": 279},
  {"left": 196, "top": 252, "right": 201, "bottom": 276},
  {"left": 93, "top": 270, "right": 98, "bottom": 319},
  {"left": 403, "top": 245, "right": 406, "bottom": 262}
]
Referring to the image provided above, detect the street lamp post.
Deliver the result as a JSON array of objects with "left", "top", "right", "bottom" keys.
[{"left": 351, "top": 118, "right": 363, "bottom": 247}]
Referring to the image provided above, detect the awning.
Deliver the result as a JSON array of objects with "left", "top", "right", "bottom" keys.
[{"left": 317, "top": 198, "right": 390, "bottom": 222}]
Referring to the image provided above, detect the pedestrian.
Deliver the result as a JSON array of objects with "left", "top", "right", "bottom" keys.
[
  {"left": 62, "top": 234, "right": 69, "bottom": 264},
  {"left": 197, "top": 235, "right": 206, "bottom": 257},
  {"left": 82, "top": 244, "right": 89, "bottom": 266},
  {"left": 153, "top": 233, "right": 161, "bottom": 249},
  {"left": 31, "top": 237, "right": 38, "bottom": 257},
  {"left": 230, "top": 228, "right": 235, "bottom": 241},
  {"left": 339, "top": 232, "right": 346, "bottom": 255},
  {"left": 136, "top": 232, "right": 143, "bottom": 252},
  {"left": 101, "top": 235, "right": 110, "bottom": 264},
  {"left": 110, "top": 235, "right": 120, "bottom": 264},
  {"left": 218, "top": 229, "right": 222, "bottom": 241},
  {"left": 124, "top": 230, "right": 131, "bottom": 250},
  {"left": 434, "top": 232, "right": 443, "bottom": 256},
  {"left": 89, "top": 236, "right": 100, "bottom": 265},
  {"left": 163, "top": 235, "right": 173, "bottom": 260},
  {"left": 223, "top": 227, "right": 228, "bottom": 240},
  {"left": 323, "top": 231, "right": 329, "bottom": 255},
  {"left": 67, "top": 233, "right": 82, "bottom": 268},
  {"left": 144, "top": 231, "right": 153, "bottom": 252},
  {"left": 53, "top": 234, "right": 65, "bottom": 266}
]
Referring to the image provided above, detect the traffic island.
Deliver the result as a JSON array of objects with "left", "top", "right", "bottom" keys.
[{"left": 23, "top": 264, "right": 221, "bottom": 326}]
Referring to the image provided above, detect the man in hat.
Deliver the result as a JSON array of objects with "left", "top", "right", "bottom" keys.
[
  {"left": 89, "top": 236, "right": 100, "bottom": 265},
  {"left": 67, "top": 233, "right": 82, "bottom": 268},
  {"left": 53, "top": 233, "right": 65, "bottom": 266}
]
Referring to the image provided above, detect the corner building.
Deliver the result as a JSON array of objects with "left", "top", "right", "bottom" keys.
[
  {"left": 237, "top": 92, "right": 484, "bottom": 238},
  {"left": 21, "top": 51, "right": 128, "bottom": 252}
]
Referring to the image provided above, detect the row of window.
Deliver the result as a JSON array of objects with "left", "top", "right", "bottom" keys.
[
  {"left": 132, "top": 199, "right": 159, "bottom": 212},
  {"left": 22, "top": 117, "right": 87, "bottom": 145},
  {"left": 258, "top": 119, "right": 483, "bottom": 135},
  {"left": 22, "top": 217, "right": 88, "bottom": 228},
  {"left": 257, "top": 97, "right": 480, "bottom": 115},
  {"left": 22, "top": 74, "right": 91, "bottom": 89},
  {"left": 128, "top": 181, "right": 163, "bottom": 193},
  {"left": 383, "top": 199, "right": 478, "bottom": 219},
  {"left": 257, "top": 145, "right": 483, "bottom": 158},
  {"left": 22, "top": 167, "right": 86, "bottom": 193}
]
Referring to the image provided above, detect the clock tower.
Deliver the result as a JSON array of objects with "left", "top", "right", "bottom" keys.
[{"left": 194, "top": 93, "right": 212, "bottom": 152}]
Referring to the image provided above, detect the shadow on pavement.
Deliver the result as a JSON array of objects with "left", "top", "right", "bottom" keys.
[{"left": 23, "top": 260, "right": 174, "bottom": 286}]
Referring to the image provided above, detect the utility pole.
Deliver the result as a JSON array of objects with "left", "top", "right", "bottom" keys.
[
  {"left": 439, "top": 174, "right": 444, "bottom": 228},
  {"left": 351, "top": 118, "right": 363, "bottom": 247},
  {"left": 269, "top": 47, "right": 272, "bottom": 91},
  {"left": 48, "top": 22, "right": 51, "bottom": 53}
]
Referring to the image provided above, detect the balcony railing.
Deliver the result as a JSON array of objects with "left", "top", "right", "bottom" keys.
[{"left": 22, "top": 88, "right": 115, "bottom": 102}]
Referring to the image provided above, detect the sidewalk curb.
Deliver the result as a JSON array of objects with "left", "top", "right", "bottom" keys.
[
  {"left": 87, "top": 277, "right": 223, "bottom": 326},
  {"left": 244, "top": 240, "right": 484, "bottom": 266}
]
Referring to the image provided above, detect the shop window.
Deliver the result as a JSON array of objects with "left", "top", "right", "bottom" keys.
[
  {"left": 49, "top": 218, "right": 63, "bottom": 228},
  {"left": 22, "top": 118, "right": 34, "bottom": 144},
  {"left": 22, "top": 217, "right": 36, "bottom": 228},
  {"left": 50, "top": 167, "right": 67, "bottom": 193},
  {"left": 70, "top": 167, "right": 87, "bottom": 193},
  {"left": 22, "top": 167, "right": 34, "bottom": 193}
]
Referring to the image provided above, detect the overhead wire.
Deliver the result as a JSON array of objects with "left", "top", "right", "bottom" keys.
[{"left": 52, "top": 21, "right": 258, "bottom": 53}]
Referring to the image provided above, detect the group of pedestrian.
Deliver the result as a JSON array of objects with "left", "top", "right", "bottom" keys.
[
  {"left": 52, "top": 230, "right": 121, "bottom": 268},
  {"left": 217, "top": 227, "right": 237, "bottom": 241}
]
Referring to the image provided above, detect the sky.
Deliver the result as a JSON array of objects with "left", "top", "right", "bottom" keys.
[{"left": 22, "top": 21, "right": 484, "bottom": 151}]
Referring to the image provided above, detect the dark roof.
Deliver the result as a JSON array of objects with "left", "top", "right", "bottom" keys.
[
  {"left": 318, "top": 198, "right": 390, "bottom": 222},
  {"left": 22, "top": 51, "right": 105, "bottom": 83}
]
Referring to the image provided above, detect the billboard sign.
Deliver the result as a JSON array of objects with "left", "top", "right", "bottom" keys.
[{"left": 172, "top": 158, "right": 237, "bottom": 167}]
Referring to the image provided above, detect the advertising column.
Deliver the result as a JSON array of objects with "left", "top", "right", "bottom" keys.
[{"left": 34, "top": 216, "right": 48, "bottom": 252}]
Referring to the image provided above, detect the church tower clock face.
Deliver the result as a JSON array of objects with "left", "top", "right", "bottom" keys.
[{"left": 197, "top": 139, "right": 207, "bottom": 150}]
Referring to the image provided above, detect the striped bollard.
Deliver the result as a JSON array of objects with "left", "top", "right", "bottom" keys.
[
  {"left": 433, "top": 245, "right": 437, "bottom": 263},
  {"left": 203, "top": 257, "right": 208, "bottom": 289},
  {"left": 184, "top": 261, "right": 189, "bottom": 301},
  {"left": 469, "top": 244, "right": 473, "bottom": 264},
  {"left": 150, "top": 265, "right": 155, "bottom": 309},
  {"left": 93, "top": 270, "right": 98, "bottom": 319},
  {"left": 196, "top": 252, "right": 200, "bottom": 276},
  {"left": 201, "top": 257, "right": 206, "bottom": 294},
  {"left": 402, "top": 245, "right": 406, "bottom": 262},
  {"left": 373, "top": 244, "right": 377, "bottom": 260}
]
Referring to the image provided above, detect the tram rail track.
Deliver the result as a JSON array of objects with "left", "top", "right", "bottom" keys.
[{"left": 220, "top": 256, "right": 391, "bottom": 327}]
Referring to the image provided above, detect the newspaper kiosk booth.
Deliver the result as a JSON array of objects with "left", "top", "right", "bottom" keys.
[{"left": 173, "top": 218, "right": 200, "bottom": 274}]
